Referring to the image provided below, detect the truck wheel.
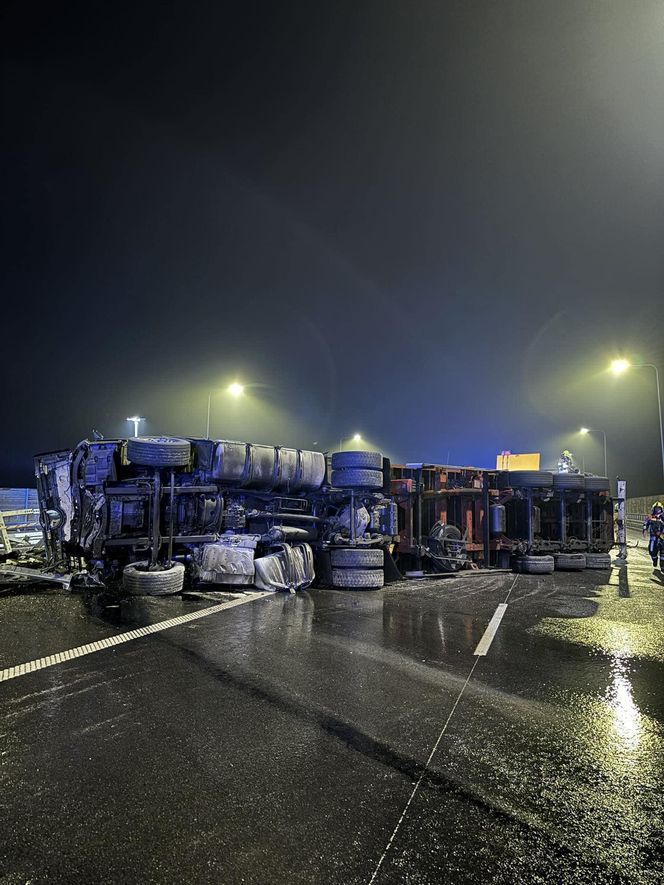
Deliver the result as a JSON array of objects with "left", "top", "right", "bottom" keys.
[
  {"left": 514, "top": 555, "right": 554, "bottom": 574},
  {"left": 585, "top": 553, "right": 612, "bottom": 569},
  {"left": 330, "top": 548, "right": 384, "bottom": 568},
  {"left": 331, "top": 450, "right": 382, "bottom": 470},
  {"left": 127, "top": 436, "right": 191, "bottom": 468},
  {"left": 497, "top": 471, "right": 554, "bottom": 489},
  {"left": 122, "top": 561, "right": 185, "bottom": 595},
  {"left": 554, "top": 553, "right": 586, "bottom": 571},
  {"left": 331, "top": 468, "right": 383, "bottom": 489},
  {"left": 331, "top": 568, "right": 384, "bottom": 589},
  {"left": 584, "top": 476, "right": 610, "bottom": 492},
  {"left": 553, "top": 473, "right": 585, "bottom": 490},
  {"left": 427, "top": 524, "right": 466, "bottom": 571}
]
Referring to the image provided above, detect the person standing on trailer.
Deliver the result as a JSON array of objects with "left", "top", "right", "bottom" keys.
[{"left": 642, "top": 501, "right": 664, "bottom": 569}]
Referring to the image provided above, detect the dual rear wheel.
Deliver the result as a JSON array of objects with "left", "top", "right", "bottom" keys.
[{"left": 330, "top": 546, "right": 384, "bottom": 589}]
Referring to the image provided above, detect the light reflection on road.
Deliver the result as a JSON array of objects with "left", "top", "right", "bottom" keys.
[{"left": 606, "top": 655, "right": 641, "bottom": 753}]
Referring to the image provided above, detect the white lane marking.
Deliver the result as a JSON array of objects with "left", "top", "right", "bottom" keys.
[
  {"left": 0, "top": 593, "right": 273, "bottom": 683},
  {"left": 473, "top": 603, "right": 508, "bottom": 656},
  {"left": 368, "top": 656, "right": 480, "bottom": 884}
]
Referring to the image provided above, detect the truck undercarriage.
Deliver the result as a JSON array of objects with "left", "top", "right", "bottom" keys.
[
  {"left": 32, "top": 437, "right": 615, "bottom": 593},
  {"left": 35, "top": 437, "right": 398, "bottom": 594}
]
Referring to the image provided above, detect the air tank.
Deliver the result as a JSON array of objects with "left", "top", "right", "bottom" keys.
[
  {"left": 532, "top": 505, "right": 541, "bottom": 534},
  {"left": 296, "top": 449, "right": 326, "bottom": 491},
  {"left": 212, "top": 441, "right": 248, "bottom": 485},
  {"left": 489, "top": 504, "right": 506, "bottom": 535},
  {"left": 245, "top": 444, "right": 278, "bottom": 488}
]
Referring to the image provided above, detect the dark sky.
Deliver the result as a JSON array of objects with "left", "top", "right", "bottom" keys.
[{"left": 1, "top": 1, "right": 663, "bottom": 495}]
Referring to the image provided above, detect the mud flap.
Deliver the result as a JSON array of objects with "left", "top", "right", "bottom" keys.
[{"left": 383, "top": 549, "right": 402, "bottom": 583}]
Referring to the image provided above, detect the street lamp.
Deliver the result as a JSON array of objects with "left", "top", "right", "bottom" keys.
[
  {"left": 579, "top": 427, "right": 608, "bottom": 477},
  {"left": 126, "top": 416, "right": 145, "bottom": 437},
  {"left": 610, "top": 359, "right": 630, "bottom": 376},
  {"left": 610, "top": 358, "right": 664, "bottom": 481},
  {"left": 338, "top": 433, "right": 362, "bottom": 451},
  {"left": 206, "top": 382, "right": 245, "bottom": 438}
]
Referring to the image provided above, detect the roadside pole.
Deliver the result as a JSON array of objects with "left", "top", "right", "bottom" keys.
[{"left": 615, "top": 478, "right": 626, "bottom": 561}]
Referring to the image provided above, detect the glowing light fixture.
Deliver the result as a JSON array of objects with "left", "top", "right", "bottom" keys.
[
  {"left": 578, "top": 427, "right": 608, "bottom": 476},
  {"left": 610, "top": 359, "right": 630, "bottom": 375},
  {"left": 126, "top": 415, "right": 145, "bottom": 436},
  {"left": 339, "top": 432, "right": 364, "bottom": 451},
  {"left": 206, "top": 381, "right": 248, "bottom": 438},
  {"left": 609, "top": 357, "right": 664, "bottom": 481}
]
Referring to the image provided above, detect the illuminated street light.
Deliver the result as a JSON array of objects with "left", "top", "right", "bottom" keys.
[
  {"left": 579, "top": 427, "right": 608, "bottom": 477},
  {"left": 339, "top": 433, "right": 363, "bottom": 451},
  {"left": 126, "top": 415, "right": 145, "bottom": 437},
  {"left": 610, "top": 358, "right": 664, "bottom": 481},
  {"left": 610, "top": 359, "right": 630, "bottom": 375},
  {"left": 206, "top": 382, "right": 246, "bottom": 438}
]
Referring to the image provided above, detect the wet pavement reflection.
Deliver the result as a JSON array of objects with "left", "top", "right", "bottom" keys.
[{"left": 1, "top": 537, "right": 663, "bottom": 883}]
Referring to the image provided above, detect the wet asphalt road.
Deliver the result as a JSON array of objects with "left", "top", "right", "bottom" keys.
[{"left": 1, "top": 538, "right": 663, "bottom": 884}]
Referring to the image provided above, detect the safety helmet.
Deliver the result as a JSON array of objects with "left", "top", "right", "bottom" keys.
[{"left": 652, "top": 501, "right": 664, "bottom": 514}]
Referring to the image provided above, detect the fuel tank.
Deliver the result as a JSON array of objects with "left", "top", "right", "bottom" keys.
[{"left": 211, "top": 441, "right": 325, "bottom": 491}]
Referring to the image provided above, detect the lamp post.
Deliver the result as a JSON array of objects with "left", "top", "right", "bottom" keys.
[
  {"left": 126, "top": 416, "right": 145, "bottom": 437},
  {"left": 206, "top": 382, "right": 245, "bottom": 438},
  {"left": 579, "top": 427, "right": 607, "bottom": 477},
  {"left": 610, "top": 359, "right": 664, "bottom": 481},
  {"left": 338, "top": 433, "right": 362, "bottom": 451}
]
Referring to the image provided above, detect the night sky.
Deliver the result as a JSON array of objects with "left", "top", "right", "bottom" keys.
[{"left": 1, "top": 1, "right": 663, "bottom": 495}]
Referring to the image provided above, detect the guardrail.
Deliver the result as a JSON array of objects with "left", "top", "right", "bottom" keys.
[{"left": 0, "top": 508, "right": 42, "bottom": 556}]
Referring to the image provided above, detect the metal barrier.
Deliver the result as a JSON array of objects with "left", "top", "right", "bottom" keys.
[{"left": 0, "top": 509, "right": 41, "bottom": 556}]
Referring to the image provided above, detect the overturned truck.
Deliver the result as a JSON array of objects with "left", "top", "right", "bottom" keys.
[
  {"left": 35, "top": 437, "right": 398, "bottom": 594},
  {"left": 34, "top": 439, "right": 615, "bottom": 592}
]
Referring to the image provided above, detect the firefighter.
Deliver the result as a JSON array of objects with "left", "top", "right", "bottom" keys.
[
  {"left": 557, "top": 450, "right": 578, "bottom": 474},
  {"left": 642, "top": 501, "right": 664, "bottom": 569}
]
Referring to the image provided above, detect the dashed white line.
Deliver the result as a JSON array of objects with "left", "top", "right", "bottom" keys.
[
  {"left": 473, "top": 603, "right": 508, "bottom": 656},
  {"left": 0, "top": 592, "right": 273, "bottom": 683}
]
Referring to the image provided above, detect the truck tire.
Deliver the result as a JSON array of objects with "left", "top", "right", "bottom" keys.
[
  {"left": 553, "top": 473, "right": 585, "bottom": 490},
  {"left": 427, "top": 523, "right": 466, "bottom": 572},
  {"left": 514, "top": 555, "right": 554, "bottom": 575},
  {"left": 584, "top": 476, "right": 610, "bottom": 492},
  {"left": 585, "top": 552, "right": 612, "bottom": 569},
  {"left": 331, "top": 468, "right": 383, "bottom": 489},
  {"left": 330, "top": 548, "right": 384, "bottom": 569},
  {"left": 127, "top": 436, "right": 191, "bottom": 468},
  {"left": 498, "top": 471, "right": 554, "bottom": 489},
  {"left": 331, "top": 450, "right": 382, "bottom": 470},
  {"left": 122, "top": 561, "right": 185, "bottom": 595},
  {"left": 331, "top": 567, "right": 384, "bottom": 589},
  {"left": 554, "top": 553, "right": 586, "bottom": 571}
]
